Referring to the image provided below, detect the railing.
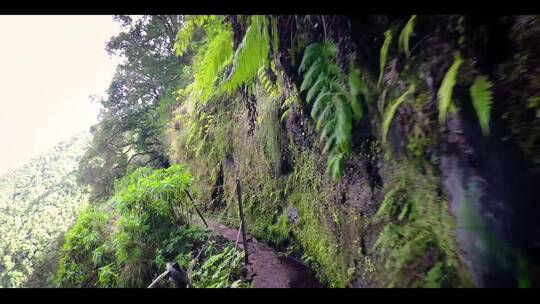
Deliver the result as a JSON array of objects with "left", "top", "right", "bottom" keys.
[{"left": 147, "top": 179, "right": 249, "bottom": 288}]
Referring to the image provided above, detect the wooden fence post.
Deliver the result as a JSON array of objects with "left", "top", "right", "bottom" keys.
[{"left": 235, "top": 179, "right": 249, "bottom": 265}]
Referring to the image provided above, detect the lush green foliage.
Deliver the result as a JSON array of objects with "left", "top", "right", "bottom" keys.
[
  {"left": 174, "top": 15, "right": 221, "bottom": 57},
  {"left": 224, "top": 15, "right": 272, "bottom": 93},
  {"left": 470, "top": 75, "right": 493, "bottom": 135},
  {"left": 174, "top": 15, "right": 275, "bottom": 105},
  {"left": 0, "top": 133, "right": 90, "bottom": 287},
  {"left": 78, "top": 15, "right": 192, "bottom": 200},
  {"left": 382, "top": 84, "right": 415, "bottom": 144},
  {"left": 55, "top": 206, "right": 114, "bottom": 287},
  {"left": 189, "top": 241, "right": 248, "bottom": 288},
  {"left": 378, "top": 30, "right": 393, "bottom": 89},
  {"left": 399, "top": 15, "right": 417, "bottom": 57},
  {"left": 299, "top": 40, "right": 364, "bottom": 180},
  {"left": 188, "top": 26, "right": 234, "bottom": 103},
  {"left": 56, "top": 165, "right": 248, "bottom": 288},
  {"left": 348, "top": 60, "right": 366, "bottom": 121},
  {"left": 438, "top": 52, "right": 463, "bottom": 124},
  {"left": 10, "top": 14, "right": 540, "bottom": 289},
  {"left": 374, "top": 163, "right": 472, "bottom": 287}
]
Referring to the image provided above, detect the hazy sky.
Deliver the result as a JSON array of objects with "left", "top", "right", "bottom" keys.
[{"left": 0, "top": 15, "right": 123, "bottom": 175}]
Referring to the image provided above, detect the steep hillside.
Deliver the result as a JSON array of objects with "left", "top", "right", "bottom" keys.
[
  {"left": 52, "top": 15, "right": 540, "bottom": 288},
  {"left": 0, "top": 132, "right": 90, "bottom": 287}
]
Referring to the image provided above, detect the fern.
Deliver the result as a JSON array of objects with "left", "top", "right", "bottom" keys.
[
  {"left": 438, "top": 52, "right": 463, "bottom": 124},
  {"left": 174, "top": 15, "right": 220, "bottom": 57},
  {"left": 470, "top": 75, "right": 493, "bottom": 136},
  {"left": 299, "top": 40, "right": 360, "bottom": 180},
  {"left": 373, "top": 166, "right": 465, "bottom": 287},
  {"left": 378, "top": 30, "right": 393, "bottom": 89},
  {"left": 192, "top": 27, "right": 234, "bottom": 103},
  {"left": 224, "top": 15, "right": 271, "bottom": 93},
  {"left": 257, "top": 65, "right": 279, "bottom": 98},
  {"left": 348, "top": 59, "right": 365, "bottom": 121},
  {"left": 382, "top": 84, "right": 415, "bottom": 144},
  {"left": 280, "top": 109, "right": 291, "bottom": 123},
  {"left": 398, "top": 15, "right": 417, "bottom": 57}
]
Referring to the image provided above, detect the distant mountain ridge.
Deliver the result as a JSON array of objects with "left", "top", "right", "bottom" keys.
[{"left": 0, "top": 131, "right": 91, "bottom": 287}]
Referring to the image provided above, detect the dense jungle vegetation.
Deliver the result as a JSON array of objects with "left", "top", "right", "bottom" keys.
[
  {"left": 0, "top": 133, "right": 90, "bottom": 287},
  {"left": 2, "top": 15, "right": 540, "bottom": 288}
]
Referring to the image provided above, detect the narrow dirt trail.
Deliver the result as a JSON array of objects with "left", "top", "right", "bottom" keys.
[{"left": 198, "top": 219, "right": 324, "bottom": 288}]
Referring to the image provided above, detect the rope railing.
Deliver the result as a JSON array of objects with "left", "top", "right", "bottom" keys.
[
  {"left": 148, "top": 179, "right": 249, "bottom": 288},
  {"left": 209, "top": 182, "right": 238, "bottom": 190}
]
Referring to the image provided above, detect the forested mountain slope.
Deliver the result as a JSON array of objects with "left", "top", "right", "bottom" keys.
[{"left": 0, "top": 132, "right": 90, "bottom": 287}]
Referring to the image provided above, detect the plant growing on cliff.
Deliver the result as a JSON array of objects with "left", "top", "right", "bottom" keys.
[
  {"left": 374, "top": 164, "right": 471, "bottom": 287},
  {"left": 175, "top": 15, "right": 278, "bottom": 105},
  {"left": 381, "top": 84, "right": 416, "bottom": 145},
  {"left": 399, "top": 15, "right": 417, "bottom": 57},
  {"left": 438, "top": 52, "right": 463, "bottom": 124},
  {"left": 470, "top": 75, "right": 493, "bottom": 135},
  {"left": 223, "top": 15, "right": 273, "bottom": 93},
  {"left": 378, "top": 30, "right": 393, "bottom": 89},
  {"left": 299, "top": 40, "right": 365, "bottom": 180}
]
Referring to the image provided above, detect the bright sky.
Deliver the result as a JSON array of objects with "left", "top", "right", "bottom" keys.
[{"left": 0, "top": 15, "right": 123, "bottom": 175}]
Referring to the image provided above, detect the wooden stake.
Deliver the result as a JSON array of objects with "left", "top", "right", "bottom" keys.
[{"left": 235, "top": 179, "right": 249, "bottom": 265}]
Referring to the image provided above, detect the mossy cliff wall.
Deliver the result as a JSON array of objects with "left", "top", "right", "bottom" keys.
[{"left": 166, "top": 15, "right": 540, "bottom": 287}]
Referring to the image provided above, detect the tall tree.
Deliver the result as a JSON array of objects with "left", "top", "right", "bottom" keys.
[{"left": 78, "top": 15, "right": 192, "bottom": 200}]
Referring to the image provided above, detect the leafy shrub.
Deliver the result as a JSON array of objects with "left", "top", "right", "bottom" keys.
[
  {"left": 189, "top": 241, "right": 248, "bottom": 288},
  {"left": 374, "top": 163, "right": 472, "bottom": 287},
  {"left": 55, "top": 207, "right": 114, "bottom": 287}
]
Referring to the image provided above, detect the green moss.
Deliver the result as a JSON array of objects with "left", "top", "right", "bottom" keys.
[
  {"left": 266, "top": 209, "right": 292, "bottom": 247},
  {"left": 282, "top": 148, "right": 350, "bottom": 287},
  {"left": 287, "top": 191, "right": 347, "bottom": 287},
  {"left": 374, "top": 160, "right": 473, "bottom": 287}
]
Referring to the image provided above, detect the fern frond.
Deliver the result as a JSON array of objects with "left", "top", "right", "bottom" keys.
[
  {"left": 326, "top": 61, "right": 342, "bottom": 78},
  {"left": 321, "top": 121, "right": 335, "bottom": 141},
  {"left": 326, "top": 151, "right": 345, "bottom": 180},
  {"left": 316, "top": 105, "right": 332, "bottom": 132},
  {"left": 299, "top": 40, "right": 354, "bottom": 181},
  {"left": 299, "top": 43, "right": 322, "bottom": 72},
  {"left": 335, "top": 94, "right": 352, "bottom": 154},
  {"left": 300, "top": 59, "right": 324, "bottom": 92},
  {"left": 224, "top": 15, "right": 271, "bottom": 93},
  {"left": 322, "top": 135, "right": 336, "bottom": 154},
  {"left": 174, "top": 15, "right": 219, "bottom": 57},
  {"left": 398, "top": 15, "right": 417, "bottom": 57},
  {"left": 307, "top": 74, "right": 328, "bottom": 102},
  {"left": 438, "top": 52, "right": 463, "bottom": 124},
  {"left": 378, "top": 30, "right": 393, "bottom": 89},
  {"left": 175, "top": 19, "right": 196, "bottom": 57},
  {"left": 280, "top": 109, "right": 290, "bottom": 123},
  {"left": 348, "top": 63, "right": 364, "bottom": 121},
  {"left": 311, "top": 90, "right": 331, "bottom": 119},
  {"left": 321, "top": 38, "right": 339, "bottom": 59},
  {"left": 470, "top": 75, "right": 493, "bottom": 136},
  {"left": 257, "top": 66, "right": 278, "bottom": 97},
  {"left": 328, "top": 77, "right": 347, "bottom": 95},
  {"left": 193, "top": 28, "right": 234, "bottom": 103},
  {"left": 382, "top": 84, "right": 415, "bottom": 144}
]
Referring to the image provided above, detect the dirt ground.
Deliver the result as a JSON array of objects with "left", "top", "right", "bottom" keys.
[{"left": 201, "top": 219, "right": 324, "bottom": 288}]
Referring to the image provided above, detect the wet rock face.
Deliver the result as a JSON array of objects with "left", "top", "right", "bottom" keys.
[{"left": 441, "top": 110, "right": 540, "bottom": 287}]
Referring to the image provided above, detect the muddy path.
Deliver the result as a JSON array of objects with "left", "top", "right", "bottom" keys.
[{"left": 198, "top": 219, "right": 324, "bottom": 288}]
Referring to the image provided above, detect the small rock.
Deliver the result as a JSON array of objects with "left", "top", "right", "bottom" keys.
[{"left": 288, "top": 207, "right": 299, "bottom": 224}]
